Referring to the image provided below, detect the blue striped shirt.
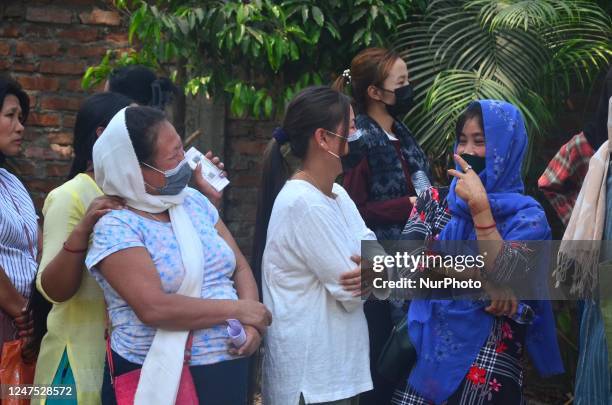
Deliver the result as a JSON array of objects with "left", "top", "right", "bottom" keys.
[{"left": 0, "top": 168, "right": 37, "bottom": 298}]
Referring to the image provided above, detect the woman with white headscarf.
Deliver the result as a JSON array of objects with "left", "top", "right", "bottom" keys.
[{"left": 85, "top": 106, "right": 271, "bottom": 404}]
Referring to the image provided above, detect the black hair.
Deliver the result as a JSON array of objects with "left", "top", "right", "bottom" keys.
[
  {"left": 124, "top": 106, "right": 167, "bottom": 164},
  {"left": 68, "top": 92, "right": 132, "bottom": 179},
  {"left": 455, "top": 101, "right": 483, "bottom": 139},
  {"left": 251, "top": 86, "right": 351, "bottom": 293},
  {"left": 26, "top": 279, "right": 53, "bottom": 362},
  {"left": 108, "top": 65, "right": 178, "bottom": 110},
  {"left": 0, "top": 76, "right": 30, "bottom": 164}
]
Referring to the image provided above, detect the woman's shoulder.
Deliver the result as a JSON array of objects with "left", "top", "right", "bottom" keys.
[
  {"left": 94, "top": 207, "right": 143, "bottom": 232},
  {"left": 273, "top": 181, "right": 339, "bottom": 223},
  {"left": 44, "top": 174, "right": 100, "bottom": 205},
  {"left": 183, "top": 187, "right": 218, "bottom": 221},
  {"left": 0, "top": 167, "right": 27, "bottom": 191}
]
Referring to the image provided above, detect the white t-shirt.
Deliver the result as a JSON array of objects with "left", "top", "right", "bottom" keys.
[{"left": 262, "top": 180, "right": 374, "bottom": 405}]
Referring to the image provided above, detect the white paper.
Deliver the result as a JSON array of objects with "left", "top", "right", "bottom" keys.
[{"left": 185, "top": 146, "right": 230, "bottom": 192}]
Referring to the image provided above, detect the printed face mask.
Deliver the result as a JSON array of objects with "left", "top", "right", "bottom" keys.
[{"left": 142, "top": 158, "right": 193, "bottom": 195}]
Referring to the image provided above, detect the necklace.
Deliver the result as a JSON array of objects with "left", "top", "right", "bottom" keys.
[
  {"left": 295, "top": 169, "right": 336, "bottom": 198},
  {"left": 295, "top": 169, "right": 322, "bottom": 192},
  {"left": 145, "top": 211, "right": 162, "bottom": 222},
  {"left": 128, "top": 207, "right": 166, "bottom": 222}
]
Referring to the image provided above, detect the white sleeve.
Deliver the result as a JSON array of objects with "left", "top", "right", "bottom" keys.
[{"left": 292, "top": 204, "right": 362, "bottom": 312}]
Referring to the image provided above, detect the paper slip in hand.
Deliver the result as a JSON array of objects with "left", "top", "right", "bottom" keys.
[{"left": 185, "top": 147, "right": 230, "bottom": 192}]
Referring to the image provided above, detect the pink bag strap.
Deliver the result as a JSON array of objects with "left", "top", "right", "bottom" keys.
[{"left": 105, "top": 327, "right": 194, "bottom": 384}]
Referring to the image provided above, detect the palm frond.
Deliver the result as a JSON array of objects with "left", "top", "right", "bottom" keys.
[{"left": 394, "top": 0, "right": 612, "bottom": 162}]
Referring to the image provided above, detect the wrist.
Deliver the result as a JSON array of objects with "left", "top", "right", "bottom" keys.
[
  {"left": 74, "top": 220, "right": 93, "bottom": 236},
  {"left": 469, "top": 197, "right": 490, "bottom": 216},
  {"left": 6, "top": 299, "right": 25, "bottom": 319}
]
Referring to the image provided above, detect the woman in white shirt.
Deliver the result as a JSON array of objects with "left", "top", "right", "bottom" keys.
[{"left": 252, "top": 86, "right": 373, "bottom": 405}]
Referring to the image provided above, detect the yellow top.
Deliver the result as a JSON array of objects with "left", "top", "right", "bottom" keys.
[{"left": 33, "top": 174, "right": 105, "bottom": 405}]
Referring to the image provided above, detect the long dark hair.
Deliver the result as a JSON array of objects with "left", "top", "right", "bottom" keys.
[
  {"left": 109, "top": 65, "right": 178, "bottom": 110},
  {"left": 68, "top": 92, "right": 132, "bottom": 179},
  {"left": 0, "top": 76, "right": 30, "bottom": 165},
  {"left": 251, "top": 86, "right": 351, "bottom": 292}
]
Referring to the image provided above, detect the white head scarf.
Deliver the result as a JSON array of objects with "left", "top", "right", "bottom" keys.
[{"left": 93, "top": 107, "right": 204, "bottom": 404}]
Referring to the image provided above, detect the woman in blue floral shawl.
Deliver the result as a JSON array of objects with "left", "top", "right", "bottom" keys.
[{"left": 394, "top": 100, "right": 564, "bottom": 404}]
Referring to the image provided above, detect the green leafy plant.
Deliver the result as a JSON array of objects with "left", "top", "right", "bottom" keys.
[
  {"left": 395, "top": 0, "right": 611, "bottom": 160},
  {"left": 84, "top": 0, "right": 417, "bottom": 118}
]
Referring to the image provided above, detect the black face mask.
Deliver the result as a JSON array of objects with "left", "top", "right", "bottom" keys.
[
  {"left": 382, "top": 83, "right": 414, "bottom": 118},
  {"left": 459, "top": 153, "right": 486, "bottom": 175}
]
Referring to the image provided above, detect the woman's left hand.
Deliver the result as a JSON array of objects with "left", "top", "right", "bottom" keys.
[
  {"left": 228, "top": 325, "right": 261, "bottom": 357},
  {"left": 193, "top": 150, "right": 227, "bottom": 208},
  {"left": 447, "top": 154, "right": 489, "bottom": 214}
]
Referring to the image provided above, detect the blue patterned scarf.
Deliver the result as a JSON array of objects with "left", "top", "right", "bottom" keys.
[
  {"left": 408, "top": 100, "right": 563, "bottom": 403},
  {"left": 344, "top": 114, "right": 431, "bottom": 240}
]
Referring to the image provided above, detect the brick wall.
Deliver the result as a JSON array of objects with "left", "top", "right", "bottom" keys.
[
  {"left": 1, "top": 0, "right": 127, "bottom": 208},
  {"left": 224, "top": 117, "right": 276, "bottom": 258}
]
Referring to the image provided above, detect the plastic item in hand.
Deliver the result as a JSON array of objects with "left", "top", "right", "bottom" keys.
[{"left": 227, "top": 319, "right": 247, "bottom": 348}]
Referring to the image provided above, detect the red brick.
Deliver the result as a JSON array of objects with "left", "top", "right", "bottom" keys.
[
  {"left": 12, "top": 62, "right": 38, "bottom": 73},
  {"left": 79, "top": 8, "right": 121, "bottom": 26},
  {"left": 16, "top": 76, "right": 60, "bottom": 91},
  {"left": 10, "top": 159, "right": 37, "bottom": 177},
  {"left": 47, "top": 132, "right": 74, "bottom": 145},
  {"left": 64, "top": 79, "right": 85, "bottom": 92},
  {"left": 41, "top": 96, "right": 82, "bottom": 112},
  {"left": 105, "top": 32, "right": 129, "bottom": 44},
  {"left": 16, "top": 41, "right": 61, "bottom": 57},
  {"left": 26, "top": 7, "right": 73, "bottom": 24},
  {"left": 27, "top": 178, "right": 64, "bottom": 193},
  {"left": 0, "top": 42, "right": 10, "bottom": 56},
  {"left": 40, "top": 61, "right": 87, "bottom": 76},
  {"left": 63, "top": 114, "right": 77, "bottom": 129},
  {"left": 22, "top": 26, "right": 53, "bottom": 39},
  {"left": 23, "top": 146, "right": 62, "bottom": 160},
  {"left": 50, "top": 144, "right": 73, "bottom": 159},
  {"left": 62, "top": 0, "right": 105, "bottom": 5},
  {"left": 233, "top": 140, "right": 267, "bottom": 154},
  {"left": 231, "top": 173, "right": 259, "bottom": 187},
  {"left": 11, "top": 62, "right": 38, "bottom": 73},
  {"left": 66, "top": 45, "right": 107, "bottom": 58},
  {"left": 22, "top": 128, "right": 40, "bottom": 142},
  {"left": 28, "top": 95, "right": 37, "bottom": 109},
  {"left": 57, "top": 28, "right": 99, "bottom": 42},
  {"left": 28, "top": 112, "right": 61, "bottom": 127},
  {"left": 0, "top": 61, "right": 10, "bottom": 71},
  {"left": 0, "top": 25, "right": 20, "bottom": 38},
  {"left": 45, "top": 162, "right": 71, "bottom": 177},
  {"left": 5, "top": 3, "right": 25, "bottom": 19}
]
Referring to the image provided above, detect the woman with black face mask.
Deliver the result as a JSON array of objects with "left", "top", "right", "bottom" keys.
[{"left": 333, "top": 48, "right": 432, "bottom": 405}]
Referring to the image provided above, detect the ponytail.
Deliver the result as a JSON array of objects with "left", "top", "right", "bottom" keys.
[
  {"left": 332, "top": 68, "right": 352, "bottom": 94},
  {"left": 251, "top": 138, "right": 291, "bottom": 294}
]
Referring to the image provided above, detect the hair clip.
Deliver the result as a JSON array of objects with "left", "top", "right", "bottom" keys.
[
  {"left": 273, "top": 127, "right": 289, "bottom": 145},
  {"left": 342, "top": 69, "right": 351, "bottom": 85}
]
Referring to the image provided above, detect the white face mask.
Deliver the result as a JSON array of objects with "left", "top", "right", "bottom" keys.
[{"left": 348, "top": 129, "right": 363, "bottom": 142}]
